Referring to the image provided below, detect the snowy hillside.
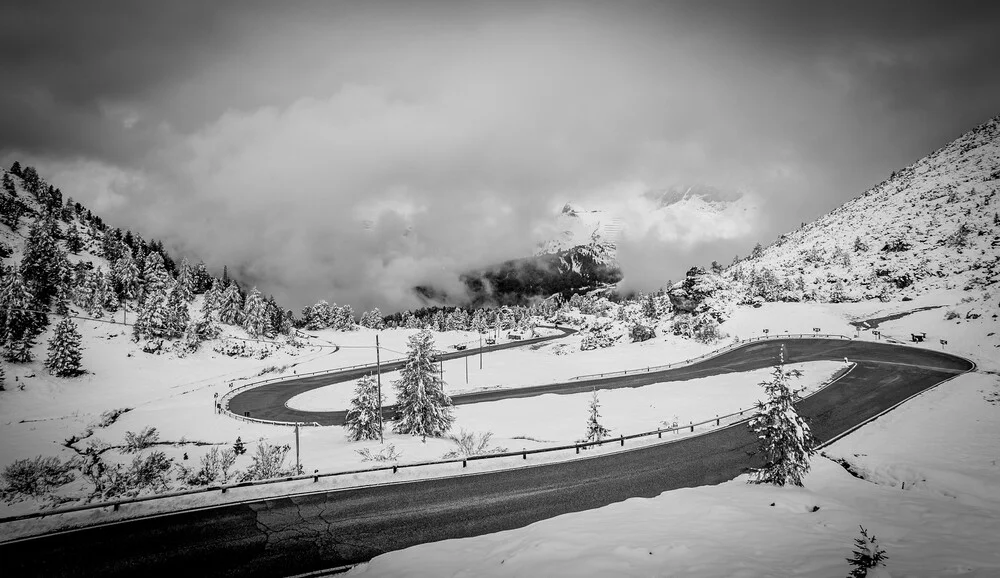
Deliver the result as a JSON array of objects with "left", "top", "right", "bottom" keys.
[{"left": 729, "top": 115, "right": 1000, "bottom": 305}]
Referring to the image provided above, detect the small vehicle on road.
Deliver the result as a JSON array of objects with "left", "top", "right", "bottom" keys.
[
  {"left": 485, "top": 338, "right": 496, "bottom": 345},
  {"left": 454, "top": 344, "right": 468, "bottom": 350}
]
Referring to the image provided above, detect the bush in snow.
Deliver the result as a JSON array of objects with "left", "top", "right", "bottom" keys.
[
  {"left": 123, "top": 426, "right": 160, "bottom": 453},
  {"left": 629, "top": 322, "right": 656, "bottom": 343},
  {"left": 45, "top": 316, "right": 84, "bottom": 377},
  {"left": 442, "top": 430, "right": 507, "bottom": 459},
  {"left": 944, "top": 309, "right": 960, "bottom": 320},
  {"left": 184, "top": 446, "right": 239, "bottom": 486},
  {"left": 392, "top": 329, "right": 454, "bottom": 439},
  {"left": 853, "top": 236, "right": 869, "bottom": 252},
  {"left": 356, "top": 444, "right": 402, "bottom": 462},
  {"left": 747, "top": 349, "right": 816, "bottom": 487},
  {"left": 880, "top": 237, "right": 911, "bottom": 253},
  {"left": 846, "top": 525, "right": 889, "bottom": 577},
  {"left": 345, "top": 374, "right": 383, "bottom": 441},
  {"left": 0, "top": 455, "right": 76, "bottom": 503},
  {"left": 241, "top": 441, "right": 296, "bottom": 480}
]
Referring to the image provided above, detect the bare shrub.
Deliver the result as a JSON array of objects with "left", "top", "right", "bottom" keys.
[
  {"left": 1, "top": 456, "right": 76, "bottom": 503},
  {"left": 442, "top": 430, "right": 508, "bottom": 459},
  {"left": 123, "top": 427, "right": 160, "bottom": 453},
  {"left": 241, "top": 441, "right": 295, "bottom": 481},
  {"left": 185, "top": 447, "right": 239, "bottom": 486},
  {"left": 356, "top": 444, "right": 403, "bottom": 462}
]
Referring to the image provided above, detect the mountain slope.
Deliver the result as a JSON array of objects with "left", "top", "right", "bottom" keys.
[{"left": 728, "top": 115, "right": 1000, "bottom": 304}]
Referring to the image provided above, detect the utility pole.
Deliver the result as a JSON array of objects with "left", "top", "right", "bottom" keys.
[
  {"left": 439, "top": 358, "right": 444, "bottom": 388},
  {"left": 479, "top": 335, "right": 483, "bottom": 370},
  {"left": 376, "top": 334, "right": 383, "bottom": 444},
  {"left": 294, "top": 422, "right": 301, "bottom": 474},
  {"left": 465, "top": 354, "right": 469, "bottom": 384}
]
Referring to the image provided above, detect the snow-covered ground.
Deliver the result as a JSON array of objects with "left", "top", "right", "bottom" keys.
[{"left": 347, "top": 304, "right": 1000, "bottom": 578}]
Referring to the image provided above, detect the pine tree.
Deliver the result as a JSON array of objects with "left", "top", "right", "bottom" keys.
[
  {"left": 0, "top": 360, "right": 5, "bottom": 390},
  {"left": 360, "top": 307, "right": 385, "bottom": 330},
  {"left": 64, "top": 224, "right": 84, "bottom": 254},
  {"left": 201, "top": 278, "right": 222, "bottom": 319},
  {"left": 242, "top": 287, "right": 270, "bottom": 337},
  {"left": 306, "top": 300, "right": 332, "bottom": 330},
  {"left": 176, "top": 258, "right": 194, "bottom": 302},
  {"left": 218, "top": 284, "right": 244, "bottom": 326},
  {"left": 345, "top": 374, "right": 383, "bottom": 441},
  {"left": 113, "top": 247, "right": 139, "bottom": 301},
  {"left": 194, "top": 261, "right": 210, "bottom": 293},
  {"left": 133, "top": 290, "right": 170, "bottom": 341},
  {"left": 392, "top": 330, "right": 454, "bottom": 438},
  {"left": 0, "top": 270, "right": 39, "bottom": 362},
  {"left": 846, "top": 525, "right": 889, "bottom": 577},
  {"left": 165, "top": 288, "right": 189, "bottom": 338},
  {"left": 141, "top": 252, "right": 170, "bottom": 303},
  {"left": 20, "top": 215, "right": 64, "bottom": 305},
  {"left": 584, "top": 388, "right": 610, "bottom": 443},
  {"left": 45, "top": 317, "right": 84, "bottom": 377},
  {"left": 748, "top": 348, "right": 817, "bottom": 486},
  {"left": 88, "top": 268, "right": 107, "bottom": 318}
]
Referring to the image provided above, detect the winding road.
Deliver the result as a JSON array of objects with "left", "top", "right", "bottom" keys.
[{"left": 1, "top": 337, "right": 975, "bottom": 577}]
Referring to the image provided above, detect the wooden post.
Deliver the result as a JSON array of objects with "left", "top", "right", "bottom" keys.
[{"left": 294, "top": 423, "right": 301, "bottom": 474}]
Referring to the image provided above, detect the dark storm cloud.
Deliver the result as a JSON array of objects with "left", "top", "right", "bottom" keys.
[{"left": 2, "top": 1, "right": 998, "bottom": 311}]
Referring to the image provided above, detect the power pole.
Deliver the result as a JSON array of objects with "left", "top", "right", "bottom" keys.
[
  {"left": 479, "top": 335, "right": 483, "bottom": 370},
  {"left": 376, "top": 334, "right": 383, "bottom": 444},
  {"left": 465, "top": 354, "right": 469, "bottom": 384},
  {"left": 294, "top": 422, "right": 301, "bottom": 474}
]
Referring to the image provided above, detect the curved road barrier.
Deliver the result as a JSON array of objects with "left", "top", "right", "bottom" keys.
[{"left": 0, "top": 338, "right": 975, "bottom": 577}]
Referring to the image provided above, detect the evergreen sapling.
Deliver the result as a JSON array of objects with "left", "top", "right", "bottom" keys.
[
  {"left": 846, "top": 525, "right": 889, "bottom": 578},
  {"left": 584, "top": 388, "right": 610, "bottom": 444},
  {"left": 345, "top": 374, "right": 383, "bottom": 441},
  {"left": 748, "top": 348, "right": 817, "bottom": 486}
]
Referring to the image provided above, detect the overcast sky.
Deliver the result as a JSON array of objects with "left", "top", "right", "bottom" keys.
[{"left": 2, "top": 1, "right": 998, "bottom": 312}]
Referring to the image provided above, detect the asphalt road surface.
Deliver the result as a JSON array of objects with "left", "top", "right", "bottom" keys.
[{"left": 2, "top": 338, "right": 973, "bottom": 577}]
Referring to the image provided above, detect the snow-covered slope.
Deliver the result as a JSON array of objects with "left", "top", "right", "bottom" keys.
[{"left": 729, "top": 115, "right": 1000, "bottom": 303}]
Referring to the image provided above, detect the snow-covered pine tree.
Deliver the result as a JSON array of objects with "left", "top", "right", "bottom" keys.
[
  {"left": 165, "top": 287, "right": 189, "bottom": 338},
  {"left": 471, "top": 309, "right": 487, "bottom": 333},
  {"left": 392, "top": 329, "right": 454, "bottom": 439},
  {"left": 193, "top": 261, "right": 210, "bottom": 293},
  {"left": 0, "top": 360, "right": 5, "bottom": 390},
  {"left": 141, "top": 252, "right": 170, "bottom": 303},
  {"left": 345, "top": 374, "right": 383, "bottom": 441},
  {"left": 201, "top": 278, "right": 222, "bottom": 319},
  {"left": 89, "top": 268, "right": 107, "bottom": 318},
  {"left": 132, "top": 290, "right": 170, "bottom": 341},
  {"left": 846, "top": 525, "right": 889, "bottom": 578},
  {"left": 218, "top": 283, "right": 244, "bottom": 326},
  {"left": 176, "top": 258, "right": 194, "bottom": 302},
  {"left": 306, "top": 300, "right": 332, "bottom": 330},
  {"left": 45, "top": 317, "right": 84, "bottom": 377},
  {"left": 113, "top": 247, "right": 139, "bottom": 301},
  {"left": 748, "top": 348, "right": 817, "bottom": 486},
  {"left": 0, "top": 270, "right": 39, "bottom": 362},
  {"left": 242, "top": 287, "right": 270, "bottom": 337},
  {"left": 20, "top": 215, "right": 64, "bottom": 305},
  {"left": 72, "top": 268, "right": 95, "bottom": 309},
  {"left": 64, "top": 224, "right": 83, "bottom": 254},
  {"left": 584, "top": 388, "right": 610, "bottom": 443},
  {"left": 104, "top": 286, "right": 120, "bottom": 313}
]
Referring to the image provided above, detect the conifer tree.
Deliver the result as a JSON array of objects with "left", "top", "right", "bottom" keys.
[
  {"left": 218, "top": 284, "right": 244, "bottom": 326},
  {"left": 45, "top": 317, "right": 84, "bottom": 377},
  {"left": 242, "top": 287, "right": 270, "bottom": 337},
  {"left": 201, "top": 278, "right": 222, "bottom": 319},
  {"left": 584, "top": 388, "right": 610, "bottom": 443},
  {"left": 1, "top": 270, "right": 39, "bottom": 362},
  {"left": 113, "top": 247, "right": 139, "bottom": 301},
  {"left": 20, "top": 215, "right": 63, "bottom": 305},
  {"left": 306, "top": 300, "right": 332, "bottom": 330},
  {"left": 176, "top": 258, "right": 194, "bottom": 302},
  {"left": 64, "top": 224, "right": 83, "bottom": 254},
  {"left": 133, "top": 290, "right": 170, "bottom": 340},
  {"left": 846, "top": 525, "right": 889, "bottom": 577},
  {"left": 165, "top": 288, "right": 189, "bottom": 338},
  {"left": 89, "top": 268, "right": 107, "bottom": 318},
  {"left": 392, "top": 330, "right": 454, "bottom": 439},
  {"left": 345, "top": 374, "right": 383, "bottom": 441},
  {"left": 748, "top": 348, "right": 816, "bottom": 486},
  {"left": 141, "top": 252, "right": 170, "bottom": 303},
  {"left": 194, "top": 261, "right": 210, "bottom": 293},
  {"left": 0, "top": 360, "right": 5, "bottom": 390},
  {"left": 104, "top": 287, "right": 120, "bottom": 314}
]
